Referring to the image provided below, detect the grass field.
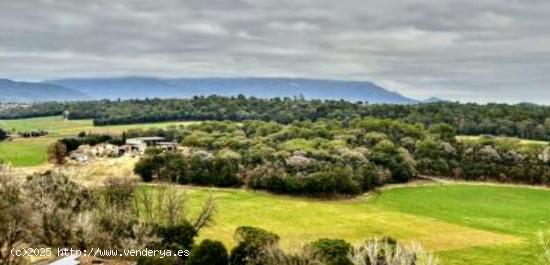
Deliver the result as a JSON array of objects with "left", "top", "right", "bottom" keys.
[
  {"left": 139, "top": 183, "right": 550, "bottom": 265},
  {"left": 0, "top": 116, "right": 196, "bottom": 166}
]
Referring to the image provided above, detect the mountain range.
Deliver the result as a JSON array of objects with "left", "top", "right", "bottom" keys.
[
  {"left": 0, "top": 77, "right": 436, "bottom": 104},
  {"left": 0, "top": 79, "right": 86, "bottom": 102}
]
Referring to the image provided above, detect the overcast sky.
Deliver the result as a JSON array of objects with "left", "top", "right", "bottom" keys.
[{"left": 1, "top": 0, "right": 549, "bottom": 104}]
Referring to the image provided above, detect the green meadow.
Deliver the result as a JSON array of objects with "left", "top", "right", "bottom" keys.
[
  {"left": 0, "top": 116, "right": 195, "bottom": 166},
  {"left": 143, "top": 183, "right": 550, "bottom": 265}
]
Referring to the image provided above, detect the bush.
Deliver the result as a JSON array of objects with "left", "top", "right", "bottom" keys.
[
  {"left": 101, "top": 177, "right": 137, "bottom": 207},
  {"left": 188, "top": 239, "right": 228, "bottom": 265},
  {"left": 47, "top": 142, "right": 67, "bottom": 165},
  {"left": 309, "top": 239, "right": 352, "bottom": 265},
  {"left": 230, "top": 227, "right": 280, "bottom": 265},
  {"left": 349, "top": 238, "right": 438, "bottom": 265},
  {"left": 0, "top": 128, "right": 7, "bottom": 141},
  {"left": 0, "top": 167, "right": 31, "bottom": 265},
  {"left": 134, "top": 156, "right": 161, "bottom": 182},
  {"left": 24, "top": 171, "right": 94, "bottom": 247},
  {"left": 156, "top": 222, "right": 197, "bottom": 252},
  {"left": 234, "top": 226, "right": 280, "bottom": 247}
]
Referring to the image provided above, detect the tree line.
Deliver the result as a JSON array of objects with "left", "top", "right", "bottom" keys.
[{"left": 3, "top": 96, "right": 550, "bottom": 140}]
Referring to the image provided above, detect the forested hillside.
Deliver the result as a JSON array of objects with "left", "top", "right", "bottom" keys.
[{"left": 3, "top": 96, "right": 550, "bottom": 141}]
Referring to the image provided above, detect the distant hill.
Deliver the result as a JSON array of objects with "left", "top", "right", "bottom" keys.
[
  {"left": 45, "top": 77, "right": 186, "bottom": 100},
  {"left": 0, "top": 79, "right": 85, "bottom": 102},
  {"left": 422, "top": 97, "right": 449, "bottom": 103},
  {"left": 46, "top": 77, "right": 419, "bottom": 104}
]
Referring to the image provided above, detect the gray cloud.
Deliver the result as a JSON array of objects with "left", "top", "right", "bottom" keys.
[{"left": 1, "top": 0, "right": 550, "bottom": 103}]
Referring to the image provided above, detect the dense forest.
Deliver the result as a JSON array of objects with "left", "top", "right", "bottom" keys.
[
  {"left": 2, "top": 96, "right": 550, "bottom": 140},
  {"left": 125, "top": 118, "right": 550, "bottom": 196}
]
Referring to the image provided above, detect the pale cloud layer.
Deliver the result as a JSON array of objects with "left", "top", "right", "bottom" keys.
[{"left": 1, "top": 0, "right": 550, "bottom": 103}]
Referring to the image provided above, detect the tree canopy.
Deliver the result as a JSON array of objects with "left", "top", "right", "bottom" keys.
[{"left": 4, "top": 96, "right": 550, "bottom": 140}]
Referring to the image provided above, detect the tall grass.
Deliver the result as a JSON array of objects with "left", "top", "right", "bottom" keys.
[{"left": 538, "top": 231, "right": 550, "bottom": 265}]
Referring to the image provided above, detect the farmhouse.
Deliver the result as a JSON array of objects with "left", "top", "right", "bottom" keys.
[
  {"left": 125, "top": 136, "right": 166, "bottom": 154},
  {"left": 69, "top": 145, "right": 93, "bottom": 162},
  {"left": 157, "top": 141, "right": 178, "bottom": 151},
  {"left": 92, "top": 143, "right": 120, "bottom": 157},
  {"left": 70, "top": 152, "right": 89, "bottom": 163}
]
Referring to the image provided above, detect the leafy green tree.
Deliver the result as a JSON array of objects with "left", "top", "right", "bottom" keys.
[
  {"left": 371, "top": 140, "right": 416, "bottom": 182},
  {"left": 429, "top": 123, "right": 457, "bottom": 143}
]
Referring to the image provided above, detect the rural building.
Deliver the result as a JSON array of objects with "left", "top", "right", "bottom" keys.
[
  {"left": 92, "top": 143, "right": 120, "bottom": 157},
  {"left": 118, "top": 144, "right": 134, "bottom": 156},
  {"left": 69, "top": 145, "right": 92, "bottom": 163},
  {"left": 157, "top": 141, "right": 178, "bottom": 151},
  {"left": 69, "top": 153, "right": 89, "bottom": 163},
  {"left": 125, "top": 136, "right": 166, "bottom": 154}
]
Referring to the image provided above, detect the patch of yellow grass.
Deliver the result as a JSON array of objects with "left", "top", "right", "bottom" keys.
[{"left": 59, "top": 156, "right": 140, "bottom": 186}]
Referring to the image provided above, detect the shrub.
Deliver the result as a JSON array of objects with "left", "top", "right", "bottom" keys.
[
  {"left": 309, "top": 239, "right": 352, "bottom": 265},
  {"left": 188, "top": 239, "right": 229, "bottom": 265},
  {"left": 156, "top": 222, "right": 197, "bottom": 252},
  {"left": 0, "top": 128, "right": 7, "bottom": 141},
  {"left": 101, "top": 177, "right": 137, "bottom": 207},
  {"left": 47, "top": 142, "right": 67, "bottom": 165},
  {"left": 349, "top": 238, "right": 438, "bottom": 265},
  {"left": 230, "top": 227, "right": 280, "bottom": 265},
  {"left": 24, "top": 171, "right": 94, "bottom": 247},
  {"left": 234, "top": 226, "right": 280, "bottom": 246},
  {"left": 134, "top": 156, "right": 161, "bottom": 182},
  {"left": 0, "top": 167, "right": 31, "bottom": 265}
]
